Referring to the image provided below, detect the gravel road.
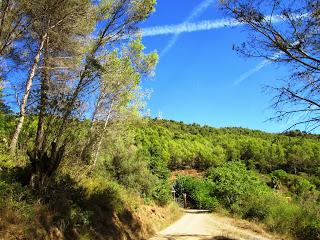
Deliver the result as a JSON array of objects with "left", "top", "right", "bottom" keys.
[{"left": 149, "top": 210, "right": 275, "bottom": 240}]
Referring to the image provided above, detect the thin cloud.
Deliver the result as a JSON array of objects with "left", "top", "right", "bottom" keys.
[
  {"left": 160, "top": 0, "right": 214, "bottom": 56},
  {"left": 141, "top": 14, "right": 285, "bottom": 38},
  {"left": 140, "top": 12, "right": 304, "bottom": 84},
  {"left": 233, "top": 42, "right": 298, "bottom": 86},
  {"left": 142, "top": 18, "right": 241, "bottom": 37},
  {"left": 233, "top": 60, "right": 271, "bottom": 86}
]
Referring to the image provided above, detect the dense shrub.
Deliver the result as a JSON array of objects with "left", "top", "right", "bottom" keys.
[
  {"left": 174, "top": 175, "right": 218, "bottom": 210},
  {"left": 206, "top": 161, "right": 267, "bottom": 207},
  {"left": 270, "top": 170, "right": 319, "bottom": 200},
  {"left": 206, "top": 162, "right": 320, "bottom": 238},
  {"left": 80, "top": 176, "right": 125, "bottom": 214},
  {"left": 150, "top": 180, "right": 172, "bottom": 206},
  {"left": 105, "top": 155, "right": 158, "bottom": 196},
  {"left": 0, "top": 180, "right": 34, "bottom": 218}
]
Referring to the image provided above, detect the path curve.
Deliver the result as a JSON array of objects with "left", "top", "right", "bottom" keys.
[{"left": 149, "top": 210, "right": 275, "bottom": 240}]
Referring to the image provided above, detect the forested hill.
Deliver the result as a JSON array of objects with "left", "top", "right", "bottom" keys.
[
  {"left": 135, "top": 118, "right": 320, "bottom": 177},
  {"left": 134, "top": 119, "right": 320, "bottom": 239}
]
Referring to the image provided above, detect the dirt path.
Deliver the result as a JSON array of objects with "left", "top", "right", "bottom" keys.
[{"left": 149, "top": 210, "right": 276, "bottom": 240}]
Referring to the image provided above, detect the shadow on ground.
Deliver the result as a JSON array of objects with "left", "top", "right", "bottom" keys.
[
  {"left": 0, "top": 168, "right": 151, "bottom": 240},
  {"left": 38, "top": 175, "right": 149, "bottom": 239}
]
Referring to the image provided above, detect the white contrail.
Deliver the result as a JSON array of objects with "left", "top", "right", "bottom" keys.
[
  {"left": 160, "top": 0, "right": 214, "bottom": 56},
  {"left": 233, "top": 39, "right": 302, "bottom": 86},
  {"left": 233, "top": 60, "right": 271, "bottom": 86},
  {"left": 141, "top": 18, "right": 241, "bottom": 37},
  {"left": 140, "top": 12, "right": 306, "bottom": 84},
  {"left": 187, "top": 0, "right": 214, "bottom": 21},
  {"left": 141, "top": 14, "right": 285, "bottom": 38}
]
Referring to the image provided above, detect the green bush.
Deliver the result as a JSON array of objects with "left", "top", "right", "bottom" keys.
[
  {"left": 103, "top": 155, "right": 160, "bottom": 197},
  {"left": 270, "top": 169, "right": 289, "bottom": 189},
  {"left": 290, "top": 177, "right": 316, "bottom": 196},
  {"left": 150, "top": 180, "right": 172, "bottom": 206},
  {"left": 205, "top": 161, "right": 316, "bottom": 237},
  {"left": 206, "top": 161, "right": 266, "bottom": 207},
  {"left": 0, "top": 180, "right": 35, "bottom": 219},
  {"left": 241, "top": 193, "right": 278, "bottom": 221},
  {"left": 263, "top": 201, "right": 301, "bottom": 234},
  {"left": 174, "top": 175, "right": 218, "bottom": 210},
  {"left": 81, "top": 176, "right": 124, "bottom": 214}
]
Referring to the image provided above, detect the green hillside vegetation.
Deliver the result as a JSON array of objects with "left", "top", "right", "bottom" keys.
[
  {"left": 0, "top": 113, "right": 181, "bottom": 239},
  {"left": 136, "top": 119, "right": 320, "bottom": 175},
  {"left": 134, "top": 119, "right": 320, "bottom": 239},
  {"left": 1, "top": 114, "right": 320, "bottom": 239},
  {"left": 0, "top": 0, "right": 319, "bottom": 240}
]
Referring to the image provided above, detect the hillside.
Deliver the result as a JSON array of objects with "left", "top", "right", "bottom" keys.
[
  {"left": 135, "top": 118, "right": 320, "bottom": 176},
  {"left": 1, "top": 116, "right": 320, "bottom": 239},
  {"left": 135, "top": 119, "right": 320, "bottom": 239},
  {"left": 0, "top": 1, "right": 319, "bottom": 239}
]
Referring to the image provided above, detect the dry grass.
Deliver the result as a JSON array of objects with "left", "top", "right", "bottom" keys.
[
  {"left": 135, "top": 202, "right": 183, "bottom": 238},
  {"left": 170, "top": 169, "right": 204, "bottom": 182},
  {"left": 217, "top": 213, "right": 292, "bottom": 240}
]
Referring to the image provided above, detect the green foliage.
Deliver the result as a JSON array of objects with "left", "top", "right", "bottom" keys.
[
  {"left": 0, "top": 113, "right": 15, "bottom": 145},
  {"left": 264, "top": 201, "right": 304, "bottom": 234},
  {"left": 150, "top": 180, "right": 172, "bottom": 206},
  {"left": 204, "top": 161, "right": 320, "bottom": 238},
  {"left": 1, "top": 114, "right": 320, "bottom": 239},
  {"left": 104, "top": 155, "right": 159, "bottom": 198},
  {"left": 175, "top": 175, "right": 218, "bottom": 210},
  {"left": 290, "top": 177, "right": 316, "bottom": 196},
  {"left": 207, "top": 161, "right": 267, "bottom": 206},
  {"left": 135, "top": 119, "right": 320, "bottom": 176},
  {"left": 129, "top": 0, "right": 156, "bottom": 22},
  {"left": 80, "top": 176, "right": 125, "bottom": 214},
  {"left": 270, "top": 169, "right": 319, "bottom": 200}
]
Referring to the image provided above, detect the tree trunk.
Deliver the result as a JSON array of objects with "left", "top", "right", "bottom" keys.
[
  {"left": 28, "top": 141, "right": 65, "bottom": 189},
  {"left": 80, "top": 94, "right": 102, "bottom": 162},
  {"left": 92, "top": 100, "right": 113, "bottom": 167},
  {"left": 35, "top": 36, "right": 49, "bottom": 152},
  {"left": 10, "top": 33, "right": 47, "bottom": 154}
]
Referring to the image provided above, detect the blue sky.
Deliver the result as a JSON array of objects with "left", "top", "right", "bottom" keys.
[{"left": 139, "top": 0, "right": 292, "bottom": 133}]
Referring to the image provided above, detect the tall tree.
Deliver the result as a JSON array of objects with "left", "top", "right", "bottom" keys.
[
  {"left": 38, "top": 0, "right": 156, "bottom": 154},
  {"left": 52, "top": 0, "right": 157, "bottom": 144},
  {"left": 0, "top": 0, "right": 29, "bottom": 115},
  {"left": 81, "top": 38, "right": 158, "bottom": 166},
  {"left": 0, "top": 0, "right": 28, "bottom": 56},
  {"left": 26, "top": 0, "right": 157, "bottom": 187},
  {"left": 9, "top": 0, "right": 93, "bottom": 153},
  {"left": 220, "top": 0, "right": 320, "bottom": 131}
]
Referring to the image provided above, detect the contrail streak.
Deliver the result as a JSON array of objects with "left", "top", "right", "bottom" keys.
[
  {"left": 141, "top": 18, "right": 241, "bottom": 37},
  {"left": 233, "top": 60, "right": 271, "bottom": 86},
  {"left": 233, "top": 39, "right": 302, "bottom": 86},
  {"left": 141, "top": 15, "right": 285, "bottom": 38},
  {"left": 160, "top": 0, "right": 214, "bottom": 56},
  {"left": 140, "top": 12, "right": 306, "bottom": 84}
]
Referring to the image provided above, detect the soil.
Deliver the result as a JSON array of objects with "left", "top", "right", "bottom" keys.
[{"left": 149, "top": 210, "right": 282, "bottom": 240}]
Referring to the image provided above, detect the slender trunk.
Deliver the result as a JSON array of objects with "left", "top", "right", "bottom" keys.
[
  {"left": 35, "top": 36, "right": 49, "bottom": 151},
  {"left": 10, "top": 33, "right": 47, "bottom": 154},
  {"left": 80, "top": 94, "right": 102, "bottom": 161},
  {"left": 55, "top": 28, "right": 109, "bottom": 143},
  {"left": 0, "top": 0, "right": 10, "bottom": 40},
  {"left": 92, "top": 100, "right": 113, "bottom": 167}
]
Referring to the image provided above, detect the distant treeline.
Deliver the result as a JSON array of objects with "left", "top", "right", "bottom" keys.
[{"left": 135, "top": 119, "right": 320, "bottom": 179}]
